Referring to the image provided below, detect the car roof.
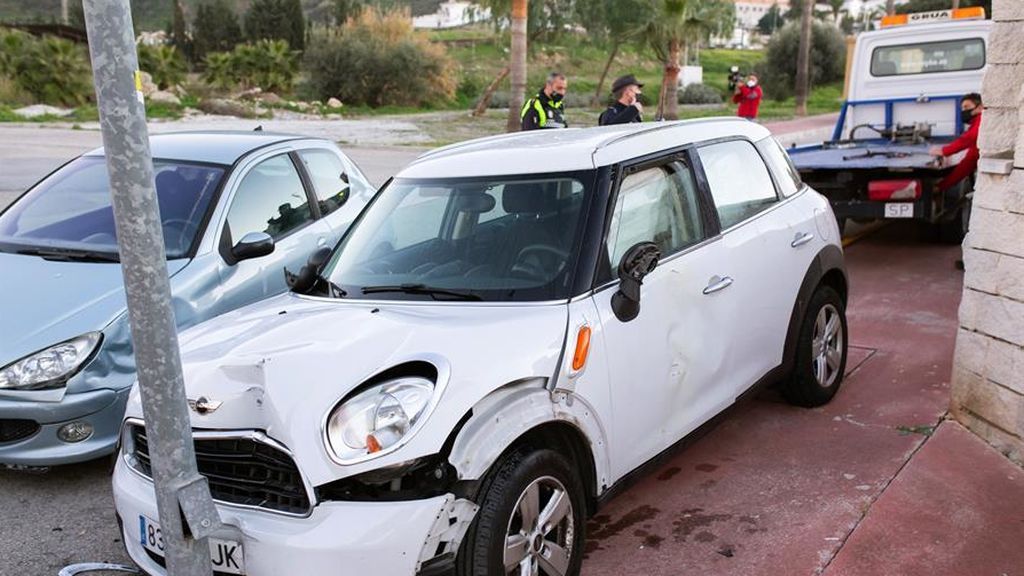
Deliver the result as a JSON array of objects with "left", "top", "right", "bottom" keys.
[
  {"left": 83, "top": 131, "right": 314, "bottom": 165},
  {"left": 397, "top": 117, "right": 773, "bottom": 179}
]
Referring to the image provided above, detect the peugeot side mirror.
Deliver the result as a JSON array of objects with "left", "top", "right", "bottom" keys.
[
  {"left": 286, "top": 246, "right": 334, "bottom": 293},
  {"left": 231, "top": 231, "right": 275, "bottom": 262},
  {"left": 611, "top": 241, "right": 660, "bottom": 322}
]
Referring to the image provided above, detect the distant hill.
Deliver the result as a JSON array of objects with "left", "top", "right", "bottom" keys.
[{"left": 0, "top": 0, "right": 446, "bottom": 31}]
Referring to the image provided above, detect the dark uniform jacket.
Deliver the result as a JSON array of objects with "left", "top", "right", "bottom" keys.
[
  {"left": 520, "top": 90, "right": 567, "bottom": 130},
  {"left": 598, "top": 102, "right": 642, "bottom": 126}
]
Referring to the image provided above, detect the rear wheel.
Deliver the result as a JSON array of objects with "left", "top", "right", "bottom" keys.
[
  {"left": 782, "top": 285, "right": 848, "bottom": 407},
  {"left": 458, "top": 448, "right": 586, "bottom": 576}
]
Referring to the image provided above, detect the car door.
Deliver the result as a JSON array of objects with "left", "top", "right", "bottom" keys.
[
  {"left": 593, "top": 155, "right": 739, "bottom": 480},
  {"left": 212, "top": 152, "right": 332, "bottom": 314},
  {"left": 295, "top": 146, "right": 375, "bottom": 245},
  {"left": 695, "top": 138, "right": 795, "bottom": 396}
]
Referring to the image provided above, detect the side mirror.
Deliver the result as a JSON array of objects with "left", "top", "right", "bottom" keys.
[
  {"left": 611, "top": 241, "right": 660, "bottom": 322},
  {"left": 286, "top": 246, "right": 333, "bottom": 293},
  {"left": 340, "top": 172, "right": 350, "bottom": 184},
  {"left": 231, "top": 231, "right": 275, "bottom": 262}
]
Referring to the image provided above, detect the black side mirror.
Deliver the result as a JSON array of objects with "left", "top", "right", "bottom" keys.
[
  {"left": 286, "top": 246, "right": 334, "bottom": 293},
  {"left": 611, "top": 241, "right": 660, "bottom": 322},
  {"left": 231, "top": 232, "right": 275, "bottom": 262},
  {"left": 340, "top": 172, "right": 350, "bottom": 184}
]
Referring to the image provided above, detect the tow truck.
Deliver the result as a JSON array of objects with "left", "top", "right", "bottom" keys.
[{"left": 789, "top": 7, "right": 991, "bottom": 242}]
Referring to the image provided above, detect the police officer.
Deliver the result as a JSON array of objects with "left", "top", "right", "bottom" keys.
[
  {"left": 520, "top": 72, "right": 568, "bottom": 131},
  {"left": 598, "top": 74, "right": 644, "bottom": 126}
]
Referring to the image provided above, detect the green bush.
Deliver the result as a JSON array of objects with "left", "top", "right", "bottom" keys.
[
  {"left": 202, "top": 40, "right": 299, "bottom": 93},
  {"left": 192, "top": 0, "right": 243, "bottom": 61},
  {"left": 245, "top": 0, "right": 306, "bottom": 52},
  {"left": 755, "top": 21, "right": 846, "bottom": 101},
  {"left": 304, "top": 8, "right": 457, "bottom": 107},
  {"left": 138, "top": 44, "right": 187, "bottom": 90},
  {"left": 0, "top": 31, "right": 92, "bottom": 106},
  {"left": 678, "top": 83, "right": 723, "bottom": 105}
]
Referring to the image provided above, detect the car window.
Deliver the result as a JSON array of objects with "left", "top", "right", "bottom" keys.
[
  {"left": 699, "top": 140, "right": 778, "bottom": 229},
  {"left": 755, "top": 137, "right": 802, "bottom": 198},
  {"left": 0, "top": 156, "right": 223, "bottom": 259},
  {"left": 605, "top": 161, "right": 704, "bottom": 268},
  {"left": 870, "top": 38, "right": 985, "bottom": 77},
  {"left": 298, "top": 149, "right": 352, "bottom": 216},
  {"left": 226, "top": 154, "right": 312, "bottom": 241}
]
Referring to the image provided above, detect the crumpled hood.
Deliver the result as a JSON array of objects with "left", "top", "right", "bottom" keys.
[
  {"left": 0, "top": 251, "right": 188, "bottom": 367},
  {"left": 125, "top": 292, "right": 569, "bottom": 485}
]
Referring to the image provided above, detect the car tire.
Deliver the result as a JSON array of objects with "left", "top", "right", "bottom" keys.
[
  {"left": 781, "top": 285, "right": 848, "bottom": 407},
  {"left": 458, "top": 447, "right": 586, "bottom": 576}
]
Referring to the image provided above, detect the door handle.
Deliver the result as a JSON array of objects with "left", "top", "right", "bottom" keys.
[
  {"left": 791, "top": 231, "right": 815, "bottom": 248},
  {"left": 703, "top": 275, "right": 734, "bottom": 295}
]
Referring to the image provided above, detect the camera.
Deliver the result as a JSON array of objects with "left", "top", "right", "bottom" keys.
[{"left": 727, "top": 66, "right": 743, "bottom": 92}]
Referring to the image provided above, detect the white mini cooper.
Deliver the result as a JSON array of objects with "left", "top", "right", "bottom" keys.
[{"left": 112, "top": 119, "right": 848, "bottom": 576}]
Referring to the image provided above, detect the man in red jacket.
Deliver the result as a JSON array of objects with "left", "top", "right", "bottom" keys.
[
  {"left": 732, "top": 74, "right": 763, "bottom": 120},
  {"left": 929, "top": 93, "right": 983, "bottom": 192}
]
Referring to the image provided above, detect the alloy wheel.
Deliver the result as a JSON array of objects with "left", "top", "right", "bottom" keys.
[
  {"left": 812, "top": 303, "right": 844, "bottom": 388},
  {"left": 503, "top": 476, "right": 575, "bottom": 576}
]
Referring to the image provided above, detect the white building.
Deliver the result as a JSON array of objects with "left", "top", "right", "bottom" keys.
[{"left": 412, "top": 1, "right": 490, "bottom": 29}]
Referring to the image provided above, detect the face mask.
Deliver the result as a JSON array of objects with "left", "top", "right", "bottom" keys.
[
  {"left": 747, "top": 80, "right": 757, "bottom": 88},
  {"left": 960, "top": 107, "right": 975, "bottom": 125},
  {"left": 550, "top": 92, "right": 564, "bottom": 103}
]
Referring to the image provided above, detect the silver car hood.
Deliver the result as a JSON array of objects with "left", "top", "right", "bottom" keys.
[{"left": 124, "top": 292, "right": 569, "bottom": 485}]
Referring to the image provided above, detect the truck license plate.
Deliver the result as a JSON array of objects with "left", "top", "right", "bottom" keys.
[
  {"left": 884, "top": 203, "right": 914, "bottom": 218},
  {"left": 139, "top": 515, "right": 246, "bottom": 574}
]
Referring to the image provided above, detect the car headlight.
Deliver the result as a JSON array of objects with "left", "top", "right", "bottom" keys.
[
  {"left": 325, "top": 376, "right": 434, "bottom": 462},
  {"left": 0, "top": 332, "right": 102, "bottom": 391}
]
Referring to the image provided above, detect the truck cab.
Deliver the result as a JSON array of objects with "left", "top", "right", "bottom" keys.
[{"left": 789, "top": 8, "right": 991, "bottom": 242}]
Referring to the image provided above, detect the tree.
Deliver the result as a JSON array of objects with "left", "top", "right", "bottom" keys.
[
  {"left": 823, "top": 0, "right": 844, "bottom": 24},
  {"left": 246, "top": 0, "right": 307, "bottom": 52},
  {"left": 506, "top": 0, "right": 528, "bottom": 132},
  {"left": 757, "top": 3, "right": 784, "bottom": 36},
  {"left": 794, "top": 0, "right": 812, "bottom": 116},
  {"left": 334, "top": 0, "right": 363, "bottom": 24},
  {"left": 192, "top": 0, "right": 242, "bottom": 61},
  {"left": 755, "top": 20, "right": 845, "bottom": 100},
  {"left": 575, "top": 0, "right": 654, "bottom": 104},
  {"left": 171, "top": 0, "right": 190, "bottom": 59}
]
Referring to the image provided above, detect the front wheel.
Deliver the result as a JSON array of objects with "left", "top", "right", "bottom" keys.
[
  {"left": 458, "top": 448, "right": 586, "bottom": 576},
  {"left": 781, "top": 285, "right": 848, "bottom": 407}
]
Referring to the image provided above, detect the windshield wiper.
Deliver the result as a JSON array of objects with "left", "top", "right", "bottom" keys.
[
  {"left": 16, "top": 247, "right": 120, "bottom": 263},
  {"left": 361, "top": 283, "right": 482, "bottom": 301}
]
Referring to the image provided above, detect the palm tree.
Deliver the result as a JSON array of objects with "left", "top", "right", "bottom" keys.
[
  {"left": 647, "top": 0, "right": 733, "bottom": 120},
  {"left": 506, "top": 0, "right": 529, "bottom": 132},
  {"left": 824, "top": 0, "right": 844, "bottom": 25},
  {"left": 794, "top": 0, "right": 813, "bottom": 116}
]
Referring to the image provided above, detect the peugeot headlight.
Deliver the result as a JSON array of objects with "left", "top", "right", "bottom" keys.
[
  {"left": 325, "top": 377, "right": 434, "bottom": 462},
  {"left": 0, "top": 332, "right": 102, "bottom": 391}
]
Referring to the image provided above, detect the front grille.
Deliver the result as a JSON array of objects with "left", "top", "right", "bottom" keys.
[
  {"left": 131, "top": 425, "right": 310, "bottom": 515},
  {"left": 0, "top": 419, "right": 40, "bottom": 443}
]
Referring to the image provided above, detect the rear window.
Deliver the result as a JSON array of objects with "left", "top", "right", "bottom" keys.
[{"left": 870, "top": 38, "right": 985, "bottom": 77}]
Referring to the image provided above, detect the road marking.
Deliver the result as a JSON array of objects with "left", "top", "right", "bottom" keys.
[{"left": 842, "top": 222, "right": 888, "bottom": 248}]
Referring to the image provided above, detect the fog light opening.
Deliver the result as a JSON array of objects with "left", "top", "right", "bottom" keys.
[{"left": 57, "top": 421, "right": 94, "bottom": 443}]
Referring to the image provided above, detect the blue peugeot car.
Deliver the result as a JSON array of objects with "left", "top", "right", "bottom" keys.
[{"left": 0, "top": 131, "right": 374, "bottom": 467}]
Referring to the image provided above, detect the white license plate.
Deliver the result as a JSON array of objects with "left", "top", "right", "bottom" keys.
[
  {"left": 884, "top": 203, "right": 915, "bottom": 218},
  {"left": 139, "top": 515, "right": 246, "bottom": 574}
]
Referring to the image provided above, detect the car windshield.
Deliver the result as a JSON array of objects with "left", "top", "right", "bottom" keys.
[
  {"left": 324, "top": 172, "right": 594, "bottom": 302},
  {"left": 0, "top": 156, "right": 224, "bottom": 261}
]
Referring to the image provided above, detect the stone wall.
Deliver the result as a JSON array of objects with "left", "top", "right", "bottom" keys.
[{"left": 950, "top": 0, "right": 1024, "bottom": 465}]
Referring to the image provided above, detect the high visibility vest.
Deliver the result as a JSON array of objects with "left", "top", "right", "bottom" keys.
[{"left": 520, "top": 96, "right": 565, "bottom": 128}]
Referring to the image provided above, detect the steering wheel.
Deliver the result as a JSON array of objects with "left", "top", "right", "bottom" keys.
[
  {"left": 353, "top": 258, "right": 396, "bottom": 276},
  {"left": 511, "top": 244, "right": 569, "bottom": 283},
  {"left": 161, "top": 219, "right": 199, "bottom": 253}
]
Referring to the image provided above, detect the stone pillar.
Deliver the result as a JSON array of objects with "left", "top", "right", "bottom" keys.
[{"left": 950, "top": 0, "right": 1024, "bottom": 464}]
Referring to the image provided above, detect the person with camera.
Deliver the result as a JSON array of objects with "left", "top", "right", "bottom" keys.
[
  {"left": 732, "top": 73, "right": 763, "bottom": 121},
  {"left": 598, "top": 74, "right": 644, "bottom": 126},
  {"left": 727, "top": 66, "right": 742, "bottom": 92}
]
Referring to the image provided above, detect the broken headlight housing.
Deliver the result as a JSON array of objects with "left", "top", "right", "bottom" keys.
[
  {"left": 0, "top": 332, "right": 102, "bottom": 391},
  {"left": 325, "top": 376, "right": 434, "bottom": 463}
]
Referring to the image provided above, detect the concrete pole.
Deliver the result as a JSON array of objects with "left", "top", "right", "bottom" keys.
[{"left": 81, "top": 2, "right": 219, "bottom": 575}]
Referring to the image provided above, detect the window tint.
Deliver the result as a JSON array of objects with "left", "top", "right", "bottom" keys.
[
  {"left": 298, "top": 149, "right": 351, "bottom": 216},
  {"left": 606, "top": 161, "right": 704, "bottom": 267},
  {"left": 700, "top": 140, "right": 778, "bottom": 229},
  {"left": 755, "top": 136, "right": 802, "bottom": 198},
  {"left": 870, "top": 38, "right": 985, "bottom": 77},
  {"left": 226, "top": 154, "right": 312, "bottom": 240}
]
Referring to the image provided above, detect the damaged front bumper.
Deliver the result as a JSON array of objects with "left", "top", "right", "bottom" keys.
[{"left": 112, "top": 456, "right": 477, "bottom": 576}]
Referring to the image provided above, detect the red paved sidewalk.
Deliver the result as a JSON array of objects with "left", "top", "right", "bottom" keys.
[{"left": 580, "top": 225, "right": 1024, "bottom": 575}]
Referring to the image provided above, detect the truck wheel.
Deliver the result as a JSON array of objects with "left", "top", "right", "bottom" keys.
[
  {"left": 781, "top": 285, "right": 848, "bottom": 408},
  {"left": 939, "top": 198, "right": 971, "bottom": 245},
  {"left": 459, "top": 447, "right": 586, "bottom": 576}
]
